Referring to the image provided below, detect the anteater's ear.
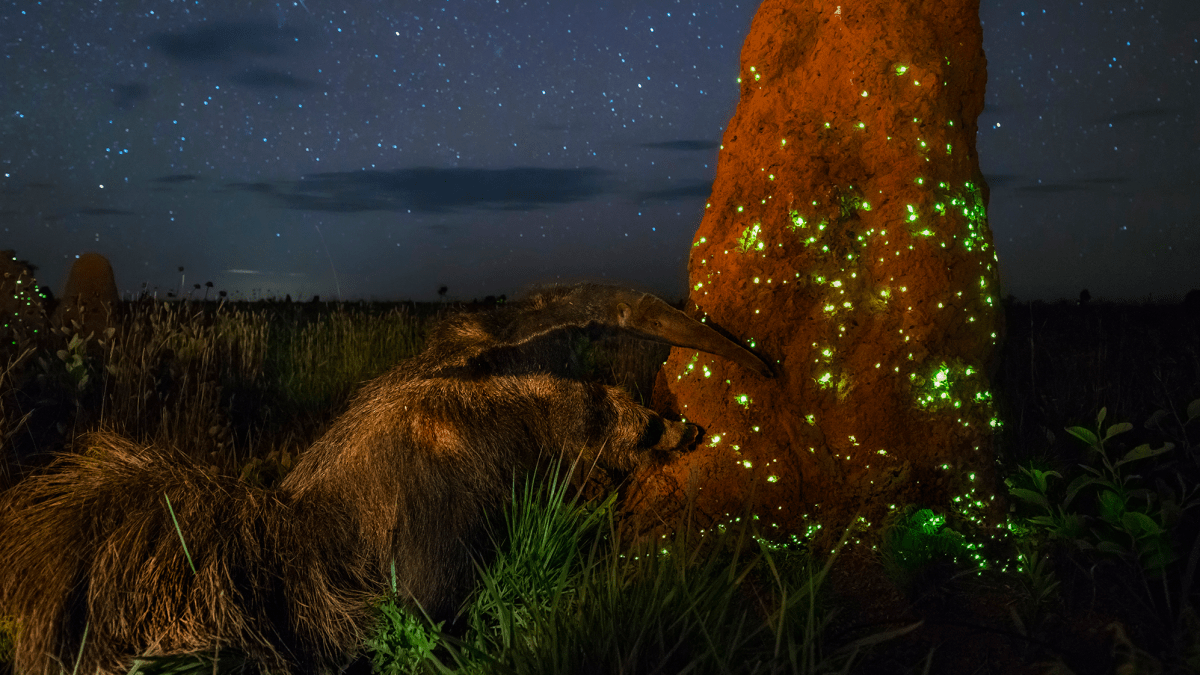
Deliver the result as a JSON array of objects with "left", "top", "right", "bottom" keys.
[{"left": 615, "top": 302, "right": 633, "bottom": 327}]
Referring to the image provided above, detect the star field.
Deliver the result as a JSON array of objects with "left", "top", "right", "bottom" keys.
[{"left": 1, "top": 0, "right": 1197, "bottom": 301}]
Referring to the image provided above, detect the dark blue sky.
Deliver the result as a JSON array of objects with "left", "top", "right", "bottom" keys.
[{"left": 1, "top": 0, "right": 1196, "bottom": 302}]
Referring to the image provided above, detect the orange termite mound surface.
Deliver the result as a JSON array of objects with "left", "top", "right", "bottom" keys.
[{"left": 627, "top": 0, "right": 1004, "bottom": 547}]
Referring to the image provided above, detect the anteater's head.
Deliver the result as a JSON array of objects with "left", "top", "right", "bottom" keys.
[{"left": 613, "top": 291, "right": 774, "bottom": 378}]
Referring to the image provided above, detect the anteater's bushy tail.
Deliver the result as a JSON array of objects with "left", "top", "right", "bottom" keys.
[{"left": 0, "top": 431, "right": 380, "bottom": 675}]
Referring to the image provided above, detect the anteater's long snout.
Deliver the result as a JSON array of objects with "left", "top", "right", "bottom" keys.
[{"left": 632, "top": 296, "right": 774, "bottom": 378}]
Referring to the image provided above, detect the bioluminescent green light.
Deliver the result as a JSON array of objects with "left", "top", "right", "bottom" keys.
[
  {"left": 742, "top": 460, "right": 753, "bottom": 469},
  {"left": 767, "top": 475, "right": 779, "bottom": 483},
  {"left": 856, "top": 122, "right": 865, "bottom": 129},
  {"left": 895, "top": 64, "right": 909, "bottom": 75},
  {"left": 860, "top": 90, "right": 868, "bottom": 97},
  {"left": 735, "top": 394, "right": 752, "bottom": 407},
  {"left": 737, "top": 223, "right": 763, "bottom": 254}
]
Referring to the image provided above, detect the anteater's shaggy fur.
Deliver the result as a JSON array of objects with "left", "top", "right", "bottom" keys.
[{"left": 0, "top": 284, "right": 771, "bottom": 674}]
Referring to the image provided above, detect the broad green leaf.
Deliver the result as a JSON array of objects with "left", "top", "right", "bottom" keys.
[
  {"left": 1097, "top": 540, "right": 1128, "bottom": 556},
  {"left": 1115, "top": 443, "right": 1173, "bottom": 467},
  {"left": 1121, "top": 511, "right": 1161, "bottom": 537},
  {"left": 1188, "top": 398, "right": 1200, "bottom": 422},
  {"left": 1065, "top": 426, "right": 1098, "bottom": 447},
  {"left": 1097, "top": 407, "right": 1107, "bottom": 426},
  {"left": 1098, "top": 490, "right": 1125, "bottom": 522},
  {"left": 1103, "top": 422, "right": 1133, "bottom": 441},
  {"left": 1009, "top": 487, "right": 1050, "bottom": 510},
  {"left": 1145, "top": 409, "right": 1168, "bottom": 430}
]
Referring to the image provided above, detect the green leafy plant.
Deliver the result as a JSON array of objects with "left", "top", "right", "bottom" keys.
[{"left": 365, "top": 562, "right": 445, "bottom": 675}]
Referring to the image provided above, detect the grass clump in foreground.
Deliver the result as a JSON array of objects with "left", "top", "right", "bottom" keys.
[{"left": 368, "top": 465, "right": 918, "bottom": 675}]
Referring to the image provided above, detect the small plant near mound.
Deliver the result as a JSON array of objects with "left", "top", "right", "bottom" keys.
[
  {"left": 881, "top": 507, "right": 974, "bottom": 606},
  {"left": 1007, "top": 400, "right": 1200, "bottom": 670}
]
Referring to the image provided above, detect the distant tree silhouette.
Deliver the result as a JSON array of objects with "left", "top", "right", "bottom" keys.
[{"left": 1078, "top": 288, "right": 1091, "bottom": 305}]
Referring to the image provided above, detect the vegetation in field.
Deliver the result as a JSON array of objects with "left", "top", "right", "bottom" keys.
[{"left": 1, "top": 295, "right": 1198, "bottom": 673}]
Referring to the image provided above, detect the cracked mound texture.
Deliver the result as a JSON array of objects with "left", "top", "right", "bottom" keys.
[{"left": 628, "top": 0, "right": 1003, "bottom": 546}]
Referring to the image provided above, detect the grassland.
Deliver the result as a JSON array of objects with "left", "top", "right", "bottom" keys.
[{"left": 1, "top": 296, "right": 1198, "bottom": 674}]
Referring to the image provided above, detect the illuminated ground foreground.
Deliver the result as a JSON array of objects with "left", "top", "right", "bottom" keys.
[{"left": 628, "top": 0, "right": 1003, "bottom": 552}]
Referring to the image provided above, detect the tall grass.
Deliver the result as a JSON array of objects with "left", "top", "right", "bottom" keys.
[
  {"left": 2, "top": 300, "right": 433, "bottom": 480},
  {"left": 269, "top": 305, "right": 426, "bottom": 411},
  {"left": 367, "top": 463, "right": 919, "bottom": 675}
]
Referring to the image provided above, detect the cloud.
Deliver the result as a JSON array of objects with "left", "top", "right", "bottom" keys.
[
  {"left": 150, "top": 21, "right": 301, "bottom": 64},
  {"left": 78, "top": 208, "right": 137, "bottom": 216},
  {"left": 639, "top": 140, "right": 719, "bottom": 151},
  {"left": 252, "top": 167, "right": 610, "bottom": 213},
  {"left": 637, "top": 181, "right": 712, "bottom": 202},
  {"left": 153, "top": 174, "right": 200, "bottom": 184},
  {"left": 1014, "top": 183, "right": 1088, "bottom": 194},
  {"left": 1102, "top": 107, "right": 1179, "bottom": 125},
  {"left": 231, "top": 68, "right": 315, "bottom": 90},
  {"left": 226, "top": 181, "right": 275, "bottom": 194}
]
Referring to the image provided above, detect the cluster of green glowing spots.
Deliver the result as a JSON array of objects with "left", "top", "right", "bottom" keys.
[
  {"left": 946, "top": 143, "right": 953, "bottom": 155},
  {"left": 737, "top": 223, "right": 764, "bottom": 254},
  {"left": 692, "top": 236, "right": 707, "bottom": 248},
  {"left": 750, "top": 66, "right": 761, "bottom": 81},
  {"left": 912, "top": 360, "right": 993, "bottom": 413},
  {"left": 856, "top": 122, "right": 866, "bottom": 130},
  {"left": 805, "top": 414, "right": 816, "bottom": 425},
  {"left": 677, "top": 352, "right": 702, "bottom": 381},
  {"left": 709, "top": 434, "right": 722, "bottom": 447},
  {"left": 790, "top": 211, "right": 806, "bottom": 230},
  {"left": 906, "top": 204, "right": 919, "bottom": 223},
  {"left": 734, "top": 393, "right": 752, "bottom": 408},
  {"left": 895, "top": 64, "right": 909, "bottom": 75},
  {"left": 860, "top": 90, "right": 869, "bottom": 97}
]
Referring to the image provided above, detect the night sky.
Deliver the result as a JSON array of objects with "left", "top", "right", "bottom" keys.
[{"left": 2, "top": 0, "right": 1197, "bottom": 303}]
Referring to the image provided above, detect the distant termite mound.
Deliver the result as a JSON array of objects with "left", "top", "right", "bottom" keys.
[
  {"left": 627, "top": 0, "right": 1003, "bottom": 548},
  {"left": 54, "top": 252, "right": 119, "bottom": 339}
]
